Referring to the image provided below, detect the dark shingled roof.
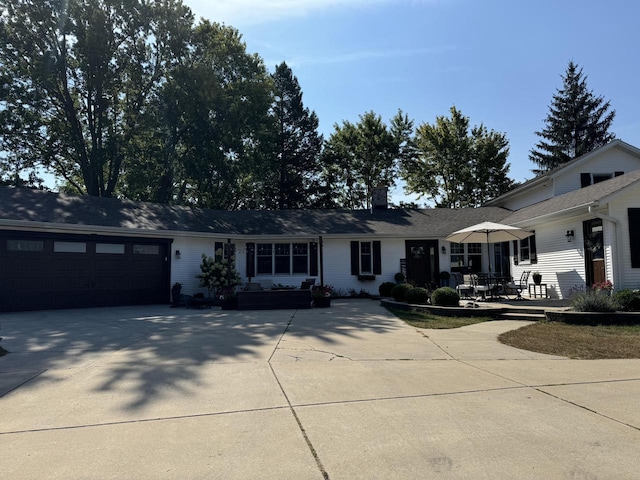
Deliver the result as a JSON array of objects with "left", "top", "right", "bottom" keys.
[
  {"left": 0, "top": 187, "right": 511, "bottom": 237},
  {"left": 502, "top": 169, "right": 640, "bottom": 225}
]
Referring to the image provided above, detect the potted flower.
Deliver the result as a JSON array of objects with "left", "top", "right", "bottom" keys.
[
  {"left": 312, "top": 284, "right": 333, "bottom": 308},
  {"left": 593, "top": 280, "right": 613, "bottom": 295},
  {"left": 532, "top": 271, "right": 542, "bottom": 285},
  {"left": 438, "top": 271, "right": 451, "bottom": 287},
  {"left": 394, "top": 272, "right": 405, "bottom": 284}
]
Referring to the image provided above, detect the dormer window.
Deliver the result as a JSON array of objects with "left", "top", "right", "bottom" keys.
[{"left": 581, "top": 171, "right": 623, "bottom": 187}]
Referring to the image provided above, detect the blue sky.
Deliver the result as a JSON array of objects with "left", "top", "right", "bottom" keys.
[{"left": 184, "top": 0, "right": 640, "bottom": 204}]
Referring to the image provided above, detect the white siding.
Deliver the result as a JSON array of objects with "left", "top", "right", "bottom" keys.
[
  {"left": 607, "top": 185, "right": 640, "bottom": 289},
  {"left": 554, "top": 149, "right": 640, "bottom": 196},
  {"left": 511, "top": 219, "right": 588, "bottom": 299},
  {"left": 496, "top": 183, "right": 554, "bottom": 211},
  {"left": 170, "top": 236, "right": 220, "bottom": 296}
]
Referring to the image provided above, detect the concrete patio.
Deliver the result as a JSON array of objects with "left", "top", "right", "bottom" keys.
[{"left": 1, "top": 300, "right": 639, "bottom": 479}]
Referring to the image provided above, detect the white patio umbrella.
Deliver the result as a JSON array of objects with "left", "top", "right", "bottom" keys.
[{"left": 444, "top": 221, "right": 532, "bottom": 273}]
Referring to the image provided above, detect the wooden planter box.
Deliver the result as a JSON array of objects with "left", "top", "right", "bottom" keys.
[{"left": 237, "top": 290, "right": 311, "bottom": 310}]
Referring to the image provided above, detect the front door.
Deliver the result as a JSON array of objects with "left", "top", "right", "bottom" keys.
[
  {"left": 583, "top": 219, "right": 606, "bottom": 287},
  {"left": 405, "top": 240, "right": 439, "bottom": 289}
]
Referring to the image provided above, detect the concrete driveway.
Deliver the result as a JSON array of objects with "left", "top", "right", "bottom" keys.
[{"left": 1, "top": 300, "right": 639, "bottom": 479}]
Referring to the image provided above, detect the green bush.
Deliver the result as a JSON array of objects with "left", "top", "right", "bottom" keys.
[
  {"left": 431, "top": 287, "right": 460, "bottom": 307},
  {"left": 379, "top": 281, "right": 396, "bottom": 297},
  {"left": 570, "top": 290, "right": 621, "bottom": 312},
  {"left": 612, "top": 289, "right": 640, "bottom": 312},
  {"left": 394, "top": 272, "right": 405, "bottom": 283},
  {"left": 405, "top": 287, "right": 430, "bottom": 305},
  {"left": 391, "top": 283, "right": 413, "bottom": 302}
]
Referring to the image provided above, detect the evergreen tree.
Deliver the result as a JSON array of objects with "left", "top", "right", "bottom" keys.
[
  {"left": 403, "top": 106, "right": 513, "bottom": 208},
  {"left": 530, "top": 61, "right": 616, "bottom": 174},
  {"left": 265, "top": 62, "right": 323, "bottom": 209}
]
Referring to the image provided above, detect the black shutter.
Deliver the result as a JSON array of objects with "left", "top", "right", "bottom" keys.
[
  {"left": 373, "top": 241, "right": 382, "bottom": 275},
  {"left": 629, "top": 209, "right": 640, "bottom": 268},
  {"left": 512, "top": 240, "right": 519, "bottom": 265},
  {"left": 530, "top": 233, "right": 538, "bottom": 264},
  {"left": 246, "top": 242, "right": 255, "bottom": 278},
  {"left": 615, "top": 171, "right": 624, "bottom": 177},
  {"left": 309, "top": 242, "right": 318, "bottom": 276},
  {"left": 350, "top": 241, "right": 359, "bottom": 275},
  {"left": 580, "top": 173, "right": 591, "bottom": 188}
]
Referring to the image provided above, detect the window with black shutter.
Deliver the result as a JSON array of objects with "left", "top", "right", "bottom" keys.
[{"left": 629, "top": 209, "right": 640, "bottom": 268}]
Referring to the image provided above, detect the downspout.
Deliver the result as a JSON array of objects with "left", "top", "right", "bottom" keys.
[{"left": 588, "top": 205, "right": 621, "bottom": 288}]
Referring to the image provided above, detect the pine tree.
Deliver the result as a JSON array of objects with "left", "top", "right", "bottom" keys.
[
  {"left": 529, "top": 61, "right": 616, "bottom": 174},
  {"left": 266, "top": 62, "right": 323, "bottom": 209}
]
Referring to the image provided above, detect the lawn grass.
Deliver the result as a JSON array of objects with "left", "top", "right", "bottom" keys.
[
  {"left": 386, "top": 307, "right": 493, "bottom": 329},
  {"left": 498, "top": 321, "right": 640, "bottom": 359}
]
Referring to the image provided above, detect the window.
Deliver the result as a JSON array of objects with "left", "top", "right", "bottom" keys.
[
  {"left": 133, "top": 244, "right": 159, "bottom": 255},
  {"left": 292, "top": 243, "right": 308, "bottom": 274},
  {"left": 628, "top": 209, "right": 640, "bottom": 268},
  {"left": 450, "top": 243, "right": 482, "bottom": 273},
  {"left": 350, "top": 241, "right": 382, "bottom": 276},
  {"left": 7, "top": 239, "right": 43, "bottom": 252},
  {"left": 54, "top": 241, "right": 86, "bottom": 253},
  {"left": 513, "top": 233, "right": 537, "bottom": 264},
  {"left": 360, "top": 241, "right": 372, "bottom": 274},
  {"left": 581, "top": 172, "right": 623, "bottom": 187},
  {"left": 255, "top": 242, "right": 309, "bottom": 275},
  {"left": 96, "top": 243, "right": 125, "bottom": 254},
  {"left": 274, "top": 243, "right": 290, "bottom": 274},
  {"left": 257, "top": 243, "right": 273, "bottom": 274}
]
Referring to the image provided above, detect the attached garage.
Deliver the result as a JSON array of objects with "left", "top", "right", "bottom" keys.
[{"left": 0, "top": 231, "right": 171, "bottom": 312}]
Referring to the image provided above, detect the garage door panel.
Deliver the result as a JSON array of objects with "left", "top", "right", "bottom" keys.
[{"left": 0, "top": 234, "right": 170, "bottom": 312}]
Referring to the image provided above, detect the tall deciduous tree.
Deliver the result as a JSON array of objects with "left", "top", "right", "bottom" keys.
[
  {"left": 530, "top": 61, "right": 616, "bottom": 173},
  {"left": 119, "top": 21, "right": 273, "bottom": 209},
  {"left": 264, "top": 62, "right": 323, "bottom": 209},
  {"left": 403, "top": 106, "right": 513, "bottom": 208},
  {"left": 0, "top": 0, "right": 193, "bottom": 196},
  {"left": 320, "top": 110, "right": 411, "bottom": 209}
]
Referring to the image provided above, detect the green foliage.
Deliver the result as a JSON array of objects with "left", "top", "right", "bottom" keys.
[
  {"left": 196, "top": 251, "right": 242, "bottom": 296},
  {"left": 319, "top": 110, "right": 412, "bottom": 209},
  {"left": 263, "top": 62, "right": 324, "bottom": 209},
  {"left": 394, "top": 272, "right": 405, "bottom": 282},
  {"left": 391, "top": 283, "right": 413, "bottom": 302},
  {"left": 530, "top": 61, "right": 616, "bottom": 174},
  {"left": 612, "top": 289, "right": 640, "bottom": 312},
  {"left": 405, "top": 287, "right": 430, "bottom": 305},
  {"left": 570, "top": 290, "right": 620, "bottom": 312},
  {"left": 403, "top": 106, "right": 513, "bottom": 207},
  {"left": 378, "top": 281, "right": 396, "bottom": 297},
  {"left": 431, "top": 287, "right": 461, "bottom": 307},
  {"left": 0, "top": 0, "right": 194, "bottom": 196},
  {"left": 121, "top": 21, "right": 273, "bottom": 208}
]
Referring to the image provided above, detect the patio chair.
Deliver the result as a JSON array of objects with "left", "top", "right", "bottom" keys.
[
  {"left": 452, "top": 272, "right": 474, "bottom": 299},
  {"left": 473, "top": 273, "right": 495, "bottom": 301},
  {"left": 504, "top": 271, "right": 530, "bottom": 300}
]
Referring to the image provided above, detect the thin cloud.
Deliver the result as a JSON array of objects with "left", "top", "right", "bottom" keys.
[
  {"left": 186, "top": 0, "right": 440, "bottom": 26},
  {"left": 271, "top": 45, "right": 456, "bottom": 68}
]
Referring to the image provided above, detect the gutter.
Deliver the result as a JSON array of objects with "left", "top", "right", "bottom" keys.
[{"left": 588, "top": 205, "right": 622, "bottom": 288}]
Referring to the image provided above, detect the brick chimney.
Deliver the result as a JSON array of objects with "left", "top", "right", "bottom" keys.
[{"left": 372, "top": 186, "right": 389, "bottom": 210}]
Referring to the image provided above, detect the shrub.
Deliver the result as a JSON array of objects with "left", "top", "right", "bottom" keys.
[
  {"left": 379, "top": 282, "right": 396, "bottom": 297},
  {"left": 431, "top": 287, "right": 460, "bottom": 307},
  {"left": 394, "top": 272, "right": 405, "bottom": 283},
  {"left": 570, "top": 290, "right": 621, "bottom": 312},
  {"left": 612, "top": 289, "right": 640, "bottom": 312},
  {"left": 405, "top": 287, "right": 430, "bottom": 305},
  {"left": 391, "top": 283, "right": 413, "bottom": 302}
]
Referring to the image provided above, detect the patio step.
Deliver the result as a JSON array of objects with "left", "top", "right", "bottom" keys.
[{"left": 497, "top": 311, "right": 546, "bottom": 321}]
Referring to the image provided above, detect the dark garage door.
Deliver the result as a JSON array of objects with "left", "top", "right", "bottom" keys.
[{"left": 0, "top": 231, "right": 171, "bottom": 312}]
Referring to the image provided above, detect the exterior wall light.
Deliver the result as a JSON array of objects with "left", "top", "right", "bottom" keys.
[
  {"left": 175, "top": 249, "right": 181, "bottom": 259},
  {"left": 565, "top": 230, "right": 575, "bottom": 242},
  {"left": 441, "top": 245, "right": 447, "bottom": 255}
]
